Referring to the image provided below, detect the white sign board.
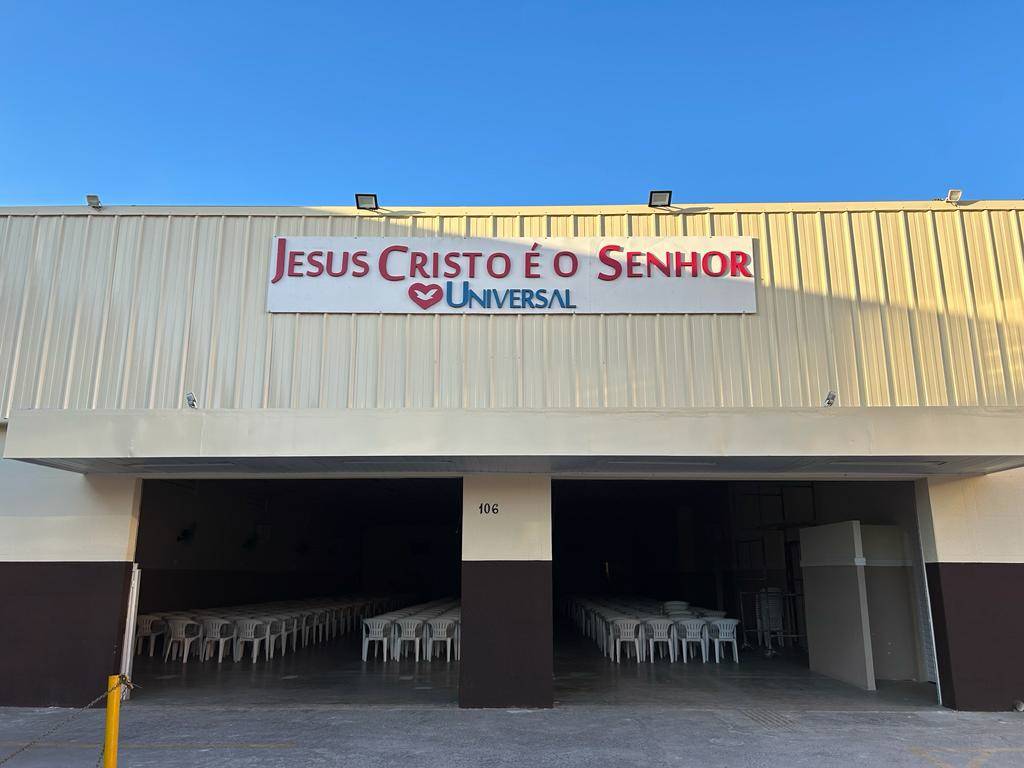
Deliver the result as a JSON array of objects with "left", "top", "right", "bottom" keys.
[{"left": 267, "top": 236, "right": 756, "bottom": 314}]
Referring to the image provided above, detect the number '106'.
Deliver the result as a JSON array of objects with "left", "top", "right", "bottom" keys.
[{"left": 478, "top": 503, "right": 500, "bottom": 515}]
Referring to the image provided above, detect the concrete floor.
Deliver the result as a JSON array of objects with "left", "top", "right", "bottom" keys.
[
  {"left": 125, "top": 626, "right": 937, "bottom": 711},
  {"left": 3, "top": 632, "right": 1018, "bottom": 767}
]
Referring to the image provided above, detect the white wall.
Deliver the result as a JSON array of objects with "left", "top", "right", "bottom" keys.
[
  {"left": 0, "top": 426, "right": 140, "bottom": 561},
  {"left": 919, "top": 468, "right": 1024, "bottom": 564}
]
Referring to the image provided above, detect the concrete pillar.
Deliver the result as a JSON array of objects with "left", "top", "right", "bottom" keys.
[
  {"left": 915, "top": 469, "right": 1024, "bottom": 711},
  {"left": 0, "top": 425, "right": 141, "bottom": 706},
  {"left": 459, "top": 474, "right": 553, "bottom": 708}
]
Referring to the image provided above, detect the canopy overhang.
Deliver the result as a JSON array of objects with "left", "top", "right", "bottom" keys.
[{"left": 4, "top": 407, "right": 1024, "bottom": 479}]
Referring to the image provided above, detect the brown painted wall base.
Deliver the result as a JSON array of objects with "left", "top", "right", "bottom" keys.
[
  {"left": 460, "top": 560, "right": 553, "bottom": 708},
  {"left": 0, "top": 562, "right": 132, "bottom": 707},
  {"left": 927, "top": 562, "right": 1024, "bottom": 711}
]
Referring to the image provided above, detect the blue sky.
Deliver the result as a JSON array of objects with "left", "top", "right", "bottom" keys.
[{"left": 1, "top": 1, "right": 1021, "bottom": 206}]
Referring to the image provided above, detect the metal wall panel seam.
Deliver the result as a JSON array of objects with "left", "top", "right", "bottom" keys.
[
  {"left": 2, "top": 216, "right": 39, "bottom": 419},
  {"left": 345, "top": 313, "right": 356, "bottom": 410},
  {"left": 871, "top": 211, "right": 900, "bottom": 406},
  {"left": 761, "top": 212, "right": 785, "bottom": 408},
  {"left": 787, "top": 211, "right": 814, "bottom": 406},
  {"left": 31, "top": 215, "right": 66, "bottom": 408},
  {"left": 200, "top": 216, "right": 227, "bottom": 407},
  {"left": 60, "top": 216, "right": 92, "bottom": 409},
  {"left": 954, "top": 209, "right": 991, "bottom": 404},
  {"left": 1008, "top": 212, "right": 1024, "bottom": 401},
  {"left": 259, "top": 216, "right": 279, "bottom": 410},
  {"left": 735, "top": 212, "right": 754, "bottom": 407},
  {"left": 932, "top": 211, "right": 977, "bottom": 404},
  {"left": 88, "top": 216, "right": 120, "bottom": 410},
  {"left": 231, "top": 216, "right": 255, "bottom": 409},
  {"left": 842, "top": 211, "right": 870, "bottom": 406},
  {"left": 433, "top": 314, "right": 441, "bottom": 409},
  {"left": 116, "top": 216, "right": 146, "bottom": 408},
  {"left": 174, "top": 217, "right": 201, "bottom": 411},
  {"left": 981, "top": 210, "right": 1017, "bottom": 403},
  {"left": 145, "top": 217, "right": 174, "bottom": 408},
  {"left": 925, "top": 210, "right": 959, "bottom": 405},
  {"left": 898, "top": 210, "right": 929, "bottom": 405}
]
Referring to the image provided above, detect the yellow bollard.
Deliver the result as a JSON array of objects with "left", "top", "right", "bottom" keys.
[{"left": 102, "top": 674, "right": 122, "bottom": 768}]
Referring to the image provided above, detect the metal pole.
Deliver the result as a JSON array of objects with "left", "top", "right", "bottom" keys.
[{"left": 102, "top": 675, "right": 121, "bottom": 768}]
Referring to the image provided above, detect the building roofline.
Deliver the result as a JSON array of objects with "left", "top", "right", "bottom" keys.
[{"left": 0, "top": 199, "right": 1022, "bottom": 217}]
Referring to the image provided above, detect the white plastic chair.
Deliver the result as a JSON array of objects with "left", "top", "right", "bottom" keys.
[
  {"left": 163, "top": 618, "right": 202, "bottom": 663},
  {"left": 709, "top": 618, "right": 740, "bottom": 663},
  {"left": 312, "top": 611, "right": 329, "bottom": 645},
  {"left": 135, "top": 615, "right": 165, "bottom": 657},
  {"left": 396, "top": 618, "right": 425, "bottom": 662},
  {"left": 300, "top": 612, "right": 317, "bottom": 647},
  {"left": 234, "top": 619, "right": 268, "bottom": 662},
  {"left": 676, "top": 618, "right": 708, "bottom": 663},
  {"left": 201, "top": 618, "right": 236, "bottom": 663},
  {"left": 281, "top": 614, "right": 300, "bottom": 652},
  {"left": 427, "top": 618, "right": 456, "bottom": 662},
  {"left": 645, "top": 618, "right": 675, "bottom": 662},
  {"left": 613, "top": 619, "right": 642, "bottom": 663},
  {"left": 756, "top": 589, "right": 786, "bottom": 648},
  {"left": 362, "top": 618, "right": 390, "bottom": 661},
  {"left": 262, "top": 617, "right": 285, "bottom": 659}
]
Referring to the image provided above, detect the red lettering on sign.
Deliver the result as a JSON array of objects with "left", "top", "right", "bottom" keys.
[
  {"left": 554, "top": 250, "right": 578, "bottom": 277},
  {"left": 626, "top": 251, "right": 643, "bottom": 278},
  {"left": 271, "top": 238, "right": 287, "bottom": 283},
  {"left": 488, "top": 252, "right": 511, "bottom": 278},
  {"left": 730, "top": 250, "right": 753, "bottom": 277},
  {"left": 598, "top": 244, "right": 623, "bottom": 281},
  {"left": 379, "top": 245, "right": 407, "bottom": 281},
  {"left": 411, "top": 251, "right": 429, "bottom": 278},
  {"left": 702, "top": 250, "right": 728, "bottom": 277},
  {"left": 351, "top": 251, "right": 369, "bottom": 277},
  {"left": 306, "top": 250, "right": 324, "bottom": 277}
]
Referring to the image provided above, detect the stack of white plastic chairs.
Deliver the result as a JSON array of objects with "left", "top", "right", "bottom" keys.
[
  {"left": 360, "top": 598, "right": 461, "bottom": 663},
  {"left": 136, "top": 595, "right": 404, "bottom": 665},
  {"left": 564, "top": 595, "right": 740, "bottom": 664}
]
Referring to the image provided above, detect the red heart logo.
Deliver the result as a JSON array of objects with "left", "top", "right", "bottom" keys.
[{"left": 408, "top": 282, "right": 443, "bottom": 310}]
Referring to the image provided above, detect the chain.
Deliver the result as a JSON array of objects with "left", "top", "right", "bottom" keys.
[{"left": 0, "top": 675, "right": 135, "bottom": 767}]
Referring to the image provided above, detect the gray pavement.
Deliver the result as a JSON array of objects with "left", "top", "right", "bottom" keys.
[{"left": 1, "top": 704, "right": 1024, "bottom": 767}]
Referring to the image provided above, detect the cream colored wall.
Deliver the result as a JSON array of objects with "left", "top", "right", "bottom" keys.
[
  {"left": 0, "top": 425, "right": 140, "bottom": 561},
  {"left": 918, "top": 468, "right": 1024, "bottom": 563},
  {"left": 800, "top": 521, "right": 876, "bottom": 690},
  {"left": 2, "top": 201, "right": 1023, "bottom": 418},
  {"left": 462, "top": 474, "right": 552, "bottom": 561}
]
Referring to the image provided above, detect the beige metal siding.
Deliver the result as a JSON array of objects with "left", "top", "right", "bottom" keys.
[{"left": 2, "top": 202, "right": 1023, "bottom": 418}]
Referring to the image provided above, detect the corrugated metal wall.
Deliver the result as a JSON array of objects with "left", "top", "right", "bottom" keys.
[{"left": 1, "top": 203, "right": 1023, "bottom": 418}]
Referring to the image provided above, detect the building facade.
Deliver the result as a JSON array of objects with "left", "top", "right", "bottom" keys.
[{"left": 1, "top": 200, "right": 1023, "bottom": 710}]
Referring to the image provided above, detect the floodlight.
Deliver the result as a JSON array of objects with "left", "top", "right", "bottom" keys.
[
  {"left": 355, "top": 193, "right": 379, "bottom": 210},
  {"left": 86, "top": 194, "right": 102, "bottom": 209},
  {"left": 944, "top": 189, "right": 963, "bottom": 205},
  {"left": 648, "top": 190, "right": 672, "bottom": 208}
]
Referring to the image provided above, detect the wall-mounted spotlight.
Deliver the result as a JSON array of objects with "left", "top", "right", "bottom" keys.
[
  {"left": 823, "top": 390, "right": 837, "bottom": 408},
  {"left": 86, "top": 194, "right": 102, "bottom": 209},
  {"left": 355, "top": 193, "right": 379, "bottom": 211},
  {"left": 944, "top": 189, "right": 963, "bottom": 205},
  {"left": 185, "top": 391, "right": 198, "bottom": 409},
  {"left": 648, "top": 190, "right": 672, "bottom": 208}
]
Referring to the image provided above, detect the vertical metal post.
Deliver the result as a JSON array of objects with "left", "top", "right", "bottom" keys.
[{"left": 102, "top": 675, "right": 121, "bottom": 768}]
